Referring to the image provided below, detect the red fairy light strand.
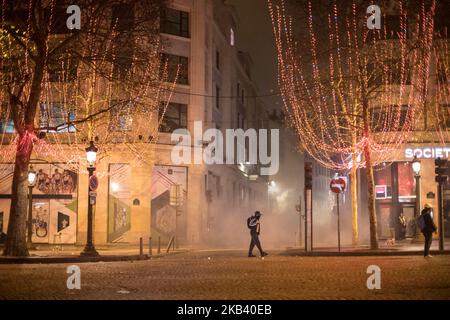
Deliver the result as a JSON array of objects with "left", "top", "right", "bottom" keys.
[{"left": 269, "top": 0, "right": 437, "bottom": 170}]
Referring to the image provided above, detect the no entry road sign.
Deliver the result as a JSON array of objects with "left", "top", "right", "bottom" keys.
[{"left": 330, "top": 177, "right": 346, "bottom": 194}]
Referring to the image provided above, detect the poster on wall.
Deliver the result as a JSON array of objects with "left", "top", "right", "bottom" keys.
[
  {"left": 0, "top": 164, "right": 14, "bottom": 242},
  {"left": 151, "top": 166, "right": 187, "bottom": 244},
  {"left": 108, "top": 164, "right": 131, "bottom": 243},
  {"left": 0, "top": 163, "right": 78, "bottom": 244}
]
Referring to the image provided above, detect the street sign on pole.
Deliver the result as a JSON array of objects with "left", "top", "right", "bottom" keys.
[
  {"left": 330, "top": 178, "right": 346, "bottom": 253},
  {"left": 330, "top": 177, "right": 346, "bottom": 194},
  {"left": 89, "top": 175, "right": 99, "bottom": 191}
]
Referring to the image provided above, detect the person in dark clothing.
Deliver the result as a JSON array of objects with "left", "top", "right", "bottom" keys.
[
  {"left": 398, "top": 212, "right": 407, "bottom": 240},
  {"left": 247, "top": 211, "right": 268, "bottom": 257},
  {"left": 421, "top": 204, "right": 437, "bottom": 258}
]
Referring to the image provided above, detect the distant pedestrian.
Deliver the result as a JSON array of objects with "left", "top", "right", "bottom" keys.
[
  {"left": 247, "top": 211, "right": 268, "bottom": 258},
  {"left": 398, "top": 212, "right": 407, "bottom": 240},
  {"left": 418, "top": 203, "right": 437, "bottom": 258}
]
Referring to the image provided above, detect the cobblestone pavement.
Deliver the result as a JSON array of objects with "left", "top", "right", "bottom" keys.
[{"left": 1, "top": 250, "right": 449, "bottom": 300}]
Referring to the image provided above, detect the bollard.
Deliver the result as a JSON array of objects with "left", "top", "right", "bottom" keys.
[
  {"left": 157, "top": 236, "right": 161, "bottom": 255},
  {"left": 139, "top": 237, "right": 143, "bottom": 256},
  {"left": 149, "top": 237, "right": 152, "bottom": 256}
]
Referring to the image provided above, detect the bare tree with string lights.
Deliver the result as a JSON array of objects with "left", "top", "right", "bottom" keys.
[
  {"left": 269, "top": 0, "right": 436, "bottom": 249},
  {"left": 0, "top": 0, "right": 174, "bottom": 256}
]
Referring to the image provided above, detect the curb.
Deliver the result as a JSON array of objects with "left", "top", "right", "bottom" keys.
[
  {"left": 0, "top": 250, "right": 189, "bottom": 264},
  {"left": 280, "top": 250, "right": 450, "bottom": 257}
]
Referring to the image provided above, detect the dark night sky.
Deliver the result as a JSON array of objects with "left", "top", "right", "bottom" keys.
[{"left": 227, "top": 0, "right": 281, "bottom": 112}]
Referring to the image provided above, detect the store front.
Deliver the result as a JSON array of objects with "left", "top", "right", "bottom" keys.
[
  {"left": 374, "top": 162, "right": 416, "bottom": 240},
  {"left": 371, "top": 145, "right": 450, "bottom": 240}
]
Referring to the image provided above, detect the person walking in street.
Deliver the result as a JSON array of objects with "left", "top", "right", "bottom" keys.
[
  {"left": 418, "top": 203, "right": 437, "bottom": 258},
  {"left": 398, "top": 212, "right": 407, "bottom": 240},
  {"left": 247, "top": 211, "right": 268, "bottom": 258}
]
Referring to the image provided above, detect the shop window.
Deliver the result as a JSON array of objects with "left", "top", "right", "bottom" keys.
[
  {"left": 160, "top": 7, "right": 190, "bottom": 38},
  {"left": 374, "top": 165, "right": 392, "bottom": 199},
  {"left": 158, "top": 102, "right": 187, "bottom": 133},
  {"left": 40, "top": 103, "right": 76, "bottom": 132},
  {"left": 398, "top": 162, "right": 415, "bottom": 202}
]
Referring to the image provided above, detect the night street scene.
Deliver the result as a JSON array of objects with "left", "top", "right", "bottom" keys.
[{"left": 0, "top": 0, "right": 450, "bottom": 312}]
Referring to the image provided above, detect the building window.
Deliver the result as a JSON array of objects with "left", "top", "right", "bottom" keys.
[
  {"left": 230, "top": 28, "right": 235, "bottom": 46},
  {"left": 371, "top": 105, "right": 410, "bottom": 132},
  {"left": 237, "top": 82, "right": 240, "bottom": 97},
  {"left": 159, "top": 102, "right": 187, "bottom": 133},
  {"left": 111, "top": 3, "right": 135, "bottom": 31},
  {"left": 47, "top": 55, "right": 78, "bottom": 82},
  {"left": 216, "top": 86, "right": 220, "bottom": 109},
  {"left": 40, "top": 103, "right": 76, "bottom": 133},
  {"left": 241, "top": 88, "right": 245, "bottom": 105},
  {"left": 161, "top": 53, "right": 189, "bottom": 85},
  {"left": 216, "top": 50, "right": 220, "bottom": 70},
  {"left": 109, "top": 100, "right": 133, "bottom": 131},
  {"left": 112, "top": 49, "right": 133, "bottom": 80},
  {"left": 437, "top": 61, "right": 448, "bottom": 85},
  {"left": 434, "top": 7, "right": 450, "bottom": 38},
  {"left": 46, "top": 7, "right": 72, "bottom": 34},
  {"left": 160, "top": 7, "right": 190, "bottom": 38},
  {"left": 0, "top": 119, "right": 14, "bottom": 133}
]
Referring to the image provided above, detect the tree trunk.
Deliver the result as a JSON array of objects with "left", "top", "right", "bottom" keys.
[
  {"left": 3, "top": 142, "right": 33, "bottom": 256},
  {"left": 363, "top": 142, "right": 378, "bottom": 250},
  {"left": 362, "top": 96, "right": 378, "bottom": 250},
  {"left": 351, "top": 154, "right": 358, "bottom": 246}
]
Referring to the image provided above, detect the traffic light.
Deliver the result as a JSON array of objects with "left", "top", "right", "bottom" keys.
[
  {"left": 435, "top": 157, "right": 449, "bottom": 184},
  {"left": 304, "top": 162, "right": 313, "bottom": 190}
]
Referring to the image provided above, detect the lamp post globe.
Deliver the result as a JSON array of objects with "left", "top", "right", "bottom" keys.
[
  {"left": 412, "top": 156, "right": 421, "bottom": 176},
  {"left": 26, "top": 165, "right": 37, "bottom": 248},
  {"left": 27, "top": 166, "right": 37, "bottom": 187},
  {"left": 85, "top": 140, "right": 98, "bottom": 167},
  {"left": 412, "top": 156, "right": 423, "bottom": 242}
]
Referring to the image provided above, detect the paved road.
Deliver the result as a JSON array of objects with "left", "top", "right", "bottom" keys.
[{"left": 1, "top": 250, "right": 449, "bottom": 299}]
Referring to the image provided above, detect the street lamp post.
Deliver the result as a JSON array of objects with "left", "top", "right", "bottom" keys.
[
  {"left": 27, "top": 165, "right": 37, "bottom": 249},
  {"left": 81, "top": 141, "right": 99, "bottom": 256},
  {"left": 412, "top": 156, "right": 423, "bottom": 242}
]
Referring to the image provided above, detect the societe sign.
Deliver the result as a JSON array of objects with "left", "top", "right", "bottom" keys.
[{"left": 405, "top": 147, "right": 450, "bottom": 159}]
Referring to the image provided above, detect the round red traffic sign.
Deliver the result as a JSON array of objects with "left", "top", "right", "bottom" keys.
[{"left": 330, "top": 177, "right": 346, "bottom": 194}]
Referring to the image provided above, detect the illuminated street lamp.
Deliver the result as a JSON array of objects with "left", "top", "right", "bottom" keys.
[
  {"left": 27, "top": 165, "right": 37, "bottom": 248},
  {"left": 81, "top": 141, "right": 99, "bottom": 256},
  {"left": 412, "top": 156, "right": 422, "bottom": 241}
]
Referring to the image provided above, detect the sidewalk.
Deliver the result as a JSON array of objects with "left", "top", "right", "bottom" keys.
[
  {"left": 281, "top": 239, "right": 450, "bottom": 256},
  {"left": 0, "top": 244, "right": 188, "bottom": 264}
]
